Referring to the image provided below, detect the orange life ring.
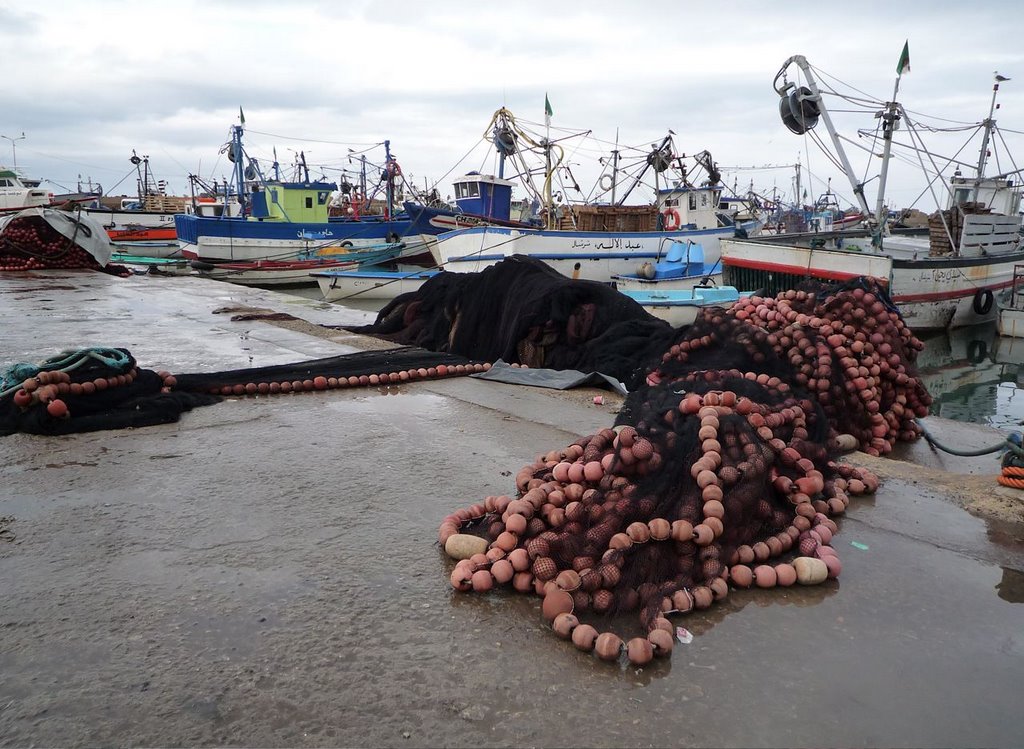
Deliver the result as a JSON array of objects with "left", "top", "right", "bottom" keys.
[{"left": 662, "top": 209, "right": 681, "bottom": 231}]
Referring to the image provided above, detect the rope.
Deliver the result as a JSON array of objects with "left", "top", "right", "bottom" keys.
[
  {"left": 914, "top": 417, "right": 1024, "bottom": 458},
  {"left": 0, "top": 347, "right": 132, "bottom": 397}
]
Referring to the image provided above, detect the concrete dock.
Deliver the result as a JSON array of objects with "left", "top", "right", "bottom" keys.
[{"left": 1, "top": 269, "right": 1022, "bottom": 748}]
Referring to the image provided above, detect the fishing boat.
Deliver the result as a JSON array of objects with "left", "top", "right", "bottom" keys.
[
  {"left": 612, "top": 239, "right": 723, "bottom": 292},
  {"left": 426, "top": 108, "right": 758, "bottom": 283},
  {"left": 620, "top": 285, "right": 743, "bottom": 327},
  {"left": 174, "top": 122, "right": 440, "bottom": 267},
  {"left": 720, "top": 54, "right": 1024, "bottom": 331},
  {"left": 0, "top": 168, "right": 53, "bottom": 212},
  {"left": 83, "top": 153, "right": 191, "bottom": 258},
  {"left": 190, "top": 241, "right": 404, "bottom": 287},
  {"left": 313, "top": 267, "right": 441, "bottom": 301}
]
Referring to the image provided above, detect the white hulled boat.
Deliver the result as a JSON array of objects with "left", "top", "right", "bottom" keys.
[
  {"left": 425, "top": 108, "right": 758, "bottom": 283},
  {"left": 720, "top": 54, "right": 1024, "bottom": 331}
]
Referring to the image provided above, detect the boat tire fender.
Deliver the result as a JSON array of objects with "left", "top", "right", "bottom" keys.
[
  {"left": 972, "top": 289, "right": 994, "bottom": 316},
  {"left": 386, "top": 231, "right": 401, "bottom": 244},
  {"left": 967, "top": 339, "right": 987, "bottom": 365}
]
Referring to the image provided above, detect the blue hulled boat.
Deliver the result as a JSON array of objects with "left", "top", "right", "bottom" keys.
[{"left": 175, "top": 123, "right": 440, "bottom": 265}]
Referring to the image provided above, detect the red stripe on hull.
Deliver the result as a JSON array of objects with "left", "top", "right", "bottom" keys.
[{"left": 724, "top": 257, "right": 885, "bottom": 284}]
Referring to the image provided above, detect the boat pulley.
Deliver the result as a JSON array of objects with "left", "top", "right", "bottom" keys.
[
  {"left": 493, "top": 126, "right": 517, "bottom": 156},
  {"left": 779, "top": 85, "right": 821, "bottom": 135},
  {"left": 647, "top": 145, "right": 673, "bottom": 173}
]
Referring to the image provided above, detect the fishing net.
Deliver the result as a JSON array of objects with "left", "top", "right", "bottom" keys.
[
  {"left": 438, "top": 273, "right": 933, "bottom": 665},
  {"left": 0, "top": 209, "right": 124, "bottom": 273},
  {"left": 0, "top": 346, "right": 483, "bottom": 437},
  {"left": 350, "top": 255, "right": 676, "bottom": 386}
]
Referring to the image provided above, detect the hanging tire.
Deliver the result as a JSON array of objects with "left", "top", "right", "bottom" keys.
[
  {"left": 967, "top": 339, "right": 987, "bottom": 364},
  {"left": 972, "top": 289, "right": 994, "bottom": 315}
]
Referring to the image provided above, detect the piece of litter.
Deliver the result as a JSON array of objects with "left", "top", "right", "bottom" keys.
[
  {"left": 851, "top": 541, "right": 869, "bottom": 550},
  {"left": 593, "top": 395, "right": 604, "bottom": 405},
  {"left": 675, "top": 626, "right": 693, "bottom": 644}
]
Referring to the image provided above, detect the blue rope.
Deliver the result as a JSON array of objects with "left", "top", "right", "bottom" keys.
[{"left": 0, "top": 347, "right": 132, "bottom": 398}]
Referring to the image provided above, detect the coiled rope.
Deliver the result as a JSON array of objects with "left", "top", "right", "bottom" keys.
[{"left": 0, "top": 347, "right": 133, "bottom": 398}]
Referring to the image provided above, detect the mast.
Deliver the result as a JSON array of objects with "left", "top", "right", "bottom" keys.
[
  {"left": 230, "top": 125, "right": 247, "bottom": 217},
  {"left": 610, "top": 129, "right": 620, "bottom": 205},
  {"left": 974, "top": 77, "right": 1002, "bottom": 200},
  {"left": 384, "top": 139, "right": 393, "bottom": 220}
]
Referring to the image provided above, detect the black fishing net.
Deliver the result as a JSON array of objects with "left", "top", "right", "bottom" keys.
[{"left": 351, "top": 255, "right": 676, "bottom": 386}]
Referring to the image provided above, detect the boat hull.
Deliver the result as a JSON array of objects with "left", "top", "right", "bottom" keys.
[
  {"left": 174, "top": 214, "right": 430, "bottom": 264},
  {"left": 620, "top": 286, "right": 742, "bottom": 327},
  {"left": 428, "top": 225, "right": 735, "bottom": 283},
  {"left": 721, "top": 238, "right": 1024, "bottom": 330},
  {"left": 193, "top": 258, "right": 364, "bottom": 287},
  {"left": 314, "top": 269, "right": 440, "bottom": 301}
]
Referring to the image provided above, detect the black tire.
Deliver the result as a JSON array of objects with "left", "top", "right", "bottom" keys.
[
  {"left": 386, "top": 232, "right": 401, "bottom": 244},
  {"left": 967, "top": 339, "right": 987, "bottom": 364},
  {"left": 972, "top": 289, "right": 994, "bottom": 315}
]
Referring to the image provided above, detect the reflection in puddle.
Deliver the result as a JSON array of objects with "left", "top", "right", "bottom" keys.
[{"left": 995, "top": 566, "right": 1024, "bottom": 603}]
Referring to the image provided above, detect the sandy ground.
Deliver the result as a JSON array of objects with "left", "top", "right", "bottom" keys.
[{"left": 1, "top": 270, "right": 1022, "bottom": 748}]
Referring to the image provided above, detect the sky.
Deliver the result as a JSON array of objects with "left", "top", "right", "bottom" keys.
[{"left": 2, "top": 0, "right": 1023, "bottom": 214}]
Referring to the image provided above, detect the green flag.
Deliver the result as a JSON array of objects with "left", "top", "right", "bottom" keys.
[
  {"left": 544, "top": 93, "right": 553, "bottom": 126},
  {"left": 897, "top": 41, "right": 910, "bottom": 76}
]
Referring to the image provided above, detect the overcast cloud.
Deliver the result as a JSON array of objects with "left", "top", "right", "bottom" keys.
[{"left": 2, "top": 0, "right": 1022, "bottom": 212}]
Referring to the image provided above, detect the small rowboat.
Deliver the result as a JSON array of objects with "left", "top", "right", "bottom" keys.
[
  {"left": 191, "top": 242, "right": 405, "bottom": 287},
  {"left": 313, "top": 267, "right": 441, "bottom": 301},
  {"left": 620, "top": 285, "right": 744, "bottom": 327}
]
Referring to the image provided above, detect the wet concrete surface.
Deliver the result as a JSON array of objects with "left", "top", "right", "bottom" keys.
[{"left": 1, "top": 270, "right": 1023, "bottom": 748}]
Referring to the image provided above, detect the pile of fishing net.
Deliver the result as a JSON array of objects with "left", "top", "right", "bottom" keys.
[
  {"left": 351, "top": 255, "right": 675, "bottom": 385},
  {"left": 0, "top": 347, "right": 483, "bottom": 436},
  {"left": 434, "top": 273, "right": 932, "bottom": 665},
  {"left": 0, "top": 208, "right": 118, "bottom": 272}
]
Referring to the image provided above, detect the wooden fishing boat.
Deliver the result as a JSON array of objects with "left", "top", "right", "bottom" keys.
[
  {"left": 720, "top": 55, "right": 1024, "bottom": 331},
  {"left": 313, "top": 267, "right": 441, "bottom": 301},
  {"left": 620, "top": 285, "right": 743, "bottom": 327},
  {"left": 424, "top": 108, "right": 758, "bottom": 283}
]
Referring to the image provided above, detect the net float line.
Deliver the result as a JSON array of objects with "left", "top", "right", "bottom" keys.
[{"left": 1, "top": 346, "right": 494, "bottom": 436}]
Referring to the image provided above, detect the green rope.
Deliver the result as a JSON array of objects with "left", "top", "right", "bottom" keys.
[{"left": 0, "top": 347, "right": 132, "bottom": 398}]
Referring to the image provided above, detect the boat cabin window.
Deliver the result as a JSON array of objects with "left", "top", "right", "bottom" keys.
[
  {"left": 455, "top": 182, "right": 480, "bottom": 199},
  {"left": 664, "top": 198, "right": 679, "bottom": 208},
  {"left": 318, "top": 191, "right": 329, "bottom": 205},
  {"left": 305, "top": 197, "right": 313, "bottom": 209},
  {"left": 953, "top": 187, "right": 972, "bottom": 206},
  {"left": 0, "top": 179, "right": 11, "bottom": 187},
  {"left": 688, "top": 194, "right": 697, "bottom": 210}
]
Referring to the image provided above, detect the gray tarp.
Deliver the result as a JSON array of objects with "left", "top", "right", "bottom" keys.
[
  {"left": 470, "top": 359, "right": 629, "bottom": 395},
  {"left": 0, "top": 207, "right": 113, "bottom": 266}
]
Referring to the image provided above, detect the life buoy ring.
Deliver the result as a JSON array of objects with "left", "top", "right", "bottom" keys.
[
  {"left": 967, "top": 339, "right": 987, "bottom": 364},
  {"left": 599, "top": 174, "right": 614, "bottom": 192},
  {"left": 662, "top": 209, "right": 681, "bottom": 232},
  {"left": 972, "top": 288, "right": 994, "bottom": 316}
]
